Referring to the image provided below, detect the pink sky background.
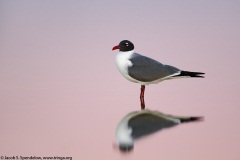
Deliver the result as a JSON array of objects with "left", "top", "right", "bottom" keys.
[{"left": 0, "top": 0, "right": 240, "bottom": 159}]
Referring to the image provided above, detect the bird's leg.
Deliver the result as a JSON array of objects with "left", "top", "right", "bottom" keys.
[{"left": 140, "top": 85, "right": 145, "bottom": 110}]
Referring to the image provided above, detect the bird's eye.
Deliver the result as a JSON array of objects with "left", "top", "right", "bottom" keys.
[{"left": 125, "top": 43, "right": 129, "bottom": 46}]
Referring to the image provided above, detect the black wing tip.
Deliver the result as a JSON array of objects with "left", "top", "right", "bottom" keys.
[
  {"left": 194, "top": 75, "right": 205, "bottom": 78},
  {"left": 194, "top": 72, "right": 205, "bottom": 78},
  {"left": 181, "top": 116, "right": 204, "bottom": 123},
  {"left": 179, "top": 71, "right": 205, "bottom": 78}
]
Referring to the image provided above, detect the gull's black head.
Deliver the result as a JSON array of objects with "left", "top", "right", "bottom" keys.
[
  {"left": 119, "top": 143, "right": 134, "bottom": 153},
  {"left": 112, "top": 40, "right": 134, "bottom": 52}
]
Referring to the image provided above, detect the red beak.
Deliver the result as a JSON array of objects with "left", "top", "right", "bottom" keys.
[{"left": 112, "top": 45, "right": 120, "bottom": 51}]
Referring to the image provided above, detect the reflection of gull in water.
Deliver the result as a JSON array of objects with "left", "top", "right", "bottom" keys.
[{"left": 116, "top": 109, "right": 203, "bottom": 152}]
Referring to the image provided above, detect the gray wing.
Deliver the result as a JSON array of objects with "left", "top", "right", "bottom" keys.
[
  {"left": 128, "top": 53, "right": 180, "bottom": 82},
  {"left": 128, "top": 113, "right": 178, "bottom": 140}
]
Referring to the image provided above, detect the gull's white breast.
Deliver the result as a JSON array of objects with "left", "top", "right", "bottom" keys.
[{"left": 115, "top": 51, "right": 138, "bottom": 83}]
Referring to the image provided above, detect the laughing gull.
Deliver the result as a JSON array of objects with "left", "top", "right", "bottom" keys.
[
  {"left": 116, "top": 109, "right": 203, "bottom": 152},
  {"left": 112, "top": 40, "right": 205, "bottom": 109}
]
